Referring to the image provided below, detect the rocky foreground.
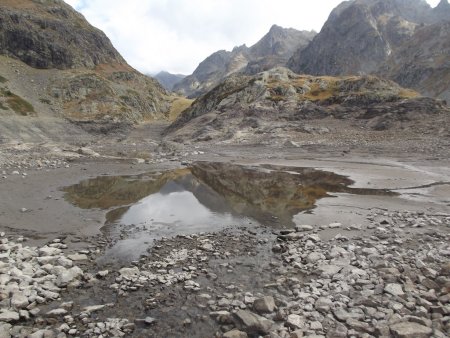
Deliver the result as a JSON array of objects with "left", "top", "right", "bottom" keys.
[{"left": 0, "top": 208, "right": 448, "bottom": 337}]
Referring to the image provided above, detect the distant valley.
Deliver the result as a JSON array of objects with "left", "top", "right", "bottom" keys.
[{"left": 153, "top": 71, "right": 186, "bottom": 91}]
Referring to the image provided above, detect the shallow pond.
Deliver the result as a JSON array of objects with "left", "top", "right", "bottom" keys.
[{"left": 63, "top": 162, "right": 396, "bottom": 262}]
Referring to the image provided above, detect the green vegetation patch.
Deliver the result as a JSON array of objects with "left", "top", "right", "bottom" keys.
[
  {"left": 268, "top": 95, "right": 284, "bottom": 102},
  {"left": 0, "top": 89, "right": 35, "bottom": 116},
  {"left": 40, "top": 98, "right": 51, "bottom": 104}
]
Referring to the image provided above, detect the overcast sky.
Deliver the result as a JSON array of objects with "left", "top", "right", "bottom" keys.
[{"left": 64, "top": 0, "right": 441, "bottom": 75}]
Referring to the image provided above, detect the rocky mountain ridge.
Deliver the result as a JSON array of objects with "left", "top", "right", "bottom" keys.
[
  {"left": 173, "top": 25, "right": 316, "bottom": 98},
  {"left": 380, "top": 20, "right": 450, "bottom": 101},
  {"left": 166, "top": 67, "right": 449, "bottom": 144},
  {"left": 287, "top": 0, "right": 450, "bottom": 100},
  {"left": 154, "top": 71, "right": 186, "bottom": 91}
]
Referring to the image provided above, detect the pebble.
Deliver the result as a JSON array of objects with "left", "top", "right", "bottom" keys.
[
  {"left": 144, "top": 316, "right": 157, "bottom": 325},
  {"left": 385, "top": 283, "right": 405, "bottom": 296},
  {"left": 67, "top": 253, "right": 88, "bottom": 261},
  {"left": 253, "top": 296, "right": 276, "bottom": 313},
  {"left": 0, "top": 310, "right": 19, "bottom": 322},
  {"left": 296, "top": 224, "right": 313, "bottom": 232},
  {"left": 0, "top": 209, "right": 448, "bottom": 337},
  {"left": 390, "top": 321, "right": 433, "bottom": 338},
  {"left": 234, "top": 310, "right": 274, "bottom": 335},
  {"left": 0, "top": 236, "right": 85, "bottom": 333}
]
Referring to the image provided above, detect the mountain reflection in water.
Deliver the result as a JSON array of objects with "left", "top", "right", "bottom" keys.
[
  {"left": 64, "top": 162, "right": 396, "bottom": 229},
  {"left": 63, "top": 162, "right": 397, "bottom": 261}
]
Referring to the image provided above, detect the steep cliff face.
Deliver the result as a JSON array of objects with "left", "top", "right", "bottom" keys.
[
  {"left": 165, "top": 67, "right": 448, "bottom": 144},
  {"left": 287, "top": 0, "right": 430, "bottom": 76},
  {"left": 287, "top": 0, "right": 450, "bottom": 100},
  {"left": 381, "top": 20, "right": 450, "bottom": 101},
  {"left": 0, "top": 0, "right": 173, "bottom": 141},
  {"left": 173, "top": 25, "right": 315, "bottom": 98},
  {"left": 431, "top": 0, "right": 450, "bottom": 22}
]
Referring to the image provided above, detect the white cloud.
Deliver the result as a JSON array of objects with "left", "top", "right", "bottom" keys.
[{"left": 63, "top": 0, "right": 442, "bottom": 75}]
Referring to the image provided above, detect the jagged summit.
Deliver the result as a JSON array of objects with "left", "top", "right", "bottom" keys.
[
  {"left": 249, "top": 25, "right": 314, "bottom": 58},
  {"left": 433, "top": 0, "right": 450, "bottom": 20},
  {"left": 437, "top": 0, "right": 450, "bottom": 8},
  {"left": 232, "top": 44, "right": 248, "bottom": 52},
  {"left": 287, "top": 0, "right": 450, "bottom": 100},
  {"left": 173, "top": 25, "right": 315, "bottom": 98}
]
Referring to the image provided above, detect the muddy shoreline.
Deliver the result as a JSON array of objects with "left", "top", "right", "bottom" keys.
[{"left": 0, "top": 142, "right": 449, "bottom": 337}]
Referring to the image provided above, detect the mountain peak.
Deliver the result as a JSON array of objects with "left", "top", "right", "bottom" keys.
[
  {"left": 154, "top": 71, "right": 186, "bottom": 91},
  {"left": 437, "top": 0, "right": 450, "bottom": 8},
  {"left": 174, "top": 25, "right": 315, "bottom": 97},
  {"left": 269, "top": 24, "right": 284, "bottom": 33},
  {"left": 232, "top": 44, "right": 248, "bottom": 53}
]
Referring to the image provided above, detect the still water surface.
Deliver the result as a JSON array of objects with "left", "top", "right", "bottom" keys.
[{"left": 64, "top": 162, "right": 396, "bottom": 261}]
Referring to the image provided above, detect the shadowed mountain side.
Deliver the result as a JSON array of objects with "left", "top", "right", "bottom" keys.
[
  {"left": 379, "top": 20, "right": 450, "bottom": 101},
  {"left": 0, "top": 0, "right": 125, "bottom": 69},
  {"left": 287, "top": 0, "right": 450, "bottom": 100}
]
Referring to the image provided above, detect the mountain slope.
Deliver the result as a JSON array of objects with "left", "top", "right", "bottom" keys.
[
  {"left": 154, "top": 71, "right": 186, "bottom": 91},
  {"left": 165, "top": 67, "right": 449, "bottom": 144},
  {"left": 287, "top": 0, "right": 430, "bottom": 76},
  {"left": 0, "top": 0, "right": 125, "bottom": 69},
  {"left": 172, "top": 46, "right": 248, "bottom": 98},
  {"left": 287, "top": 0, "right": 450, "bottom": 100},
  {"left": 381, "top": 20, "right": 450, "bottom": 101},
  {"left": 173, "top": 25, "right": 315, "bottom": 98},
  {"left": 431, "top": 0, "right": 450, "bottom": 22},
  {"left": 0, "top": 0, "right": 172, "bottom": 141},
  {"left": 244, "top": 25, "right": 316, "bottom": 75}
]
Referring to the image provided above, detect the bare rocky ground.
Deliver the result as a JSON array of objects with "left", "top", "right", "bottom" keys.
[{"left": 0, "top": 122, "right": 449, "bottom": 338}]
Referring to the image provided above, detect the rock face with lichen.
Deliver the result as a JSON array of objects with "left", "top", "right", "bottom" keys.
[{"left": 165, "top": 67, "right": 449, "bottom": 143}]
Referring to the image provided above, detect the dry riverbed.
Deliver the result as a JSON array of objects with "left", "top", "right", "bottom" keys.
[{"left": 0, "top": 141, "right": 449, "bottom": 338}]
